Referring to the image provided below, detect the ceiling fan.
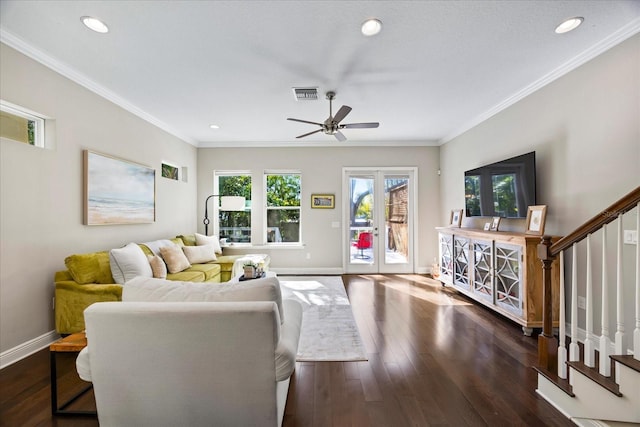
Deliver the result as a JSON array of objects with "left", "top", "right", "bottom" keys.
[{"left": 287, "top": 91, "right": 379, "bottom": 142}]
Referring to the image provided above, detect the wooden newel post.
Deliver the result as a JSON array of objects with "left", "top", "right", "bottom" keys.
[{"left": 537, "top": 235, "right": 558, "bottom": 372}]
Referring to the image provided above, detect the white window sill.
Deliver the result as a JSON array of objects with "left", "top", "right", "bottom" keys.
[{"left": 222, "top": 243, "right": 305, "bottom": 250}]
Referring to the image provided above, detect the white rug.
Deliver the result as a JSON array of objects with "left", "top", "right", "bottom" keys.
[{"left": 279, "top": 276, "right": 368, "bottom": 362}]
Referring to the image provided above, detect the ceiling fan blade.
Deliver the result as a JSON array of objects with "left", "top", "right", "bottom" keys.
[
  {"left": 287, "top": 118, "right": 323, "bottom": 126},
  {"left": 332, "top": 105, "right": 352, "bottom": 124},
  {"left": 334, "top": 131, "right": 347, "bottom": 142},
  {"left": 296, "top": 129, "right": 323, "bottom": 139},
  {"left": 341, "top": 122, "right": 380, "bottom": 129}
]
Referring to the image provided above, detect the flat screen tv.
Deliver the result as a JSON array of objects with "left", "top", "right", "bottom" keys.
[{"left": 464, "top": 151, "right": 536, "bottom": 218}]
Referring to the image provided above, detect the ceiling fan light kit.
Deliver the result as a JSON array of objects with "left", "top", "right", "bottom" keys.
[{"left": 287, "top": 91, "right": 379, "bottom": 142}]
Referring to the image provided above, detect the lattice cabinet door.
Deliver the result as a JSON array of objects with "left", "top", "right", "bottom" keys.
[
  {"left": 439, "top": 233, "right": 453, "bottom": 284},
  {"left": 453, "top": 236, "right": 470, "bottom": 289},
  {"left": 494, "top": 242, "right": 523, "bottom": 316},
  {"left": 472, "top": 239, "right": 493, "bottom": 303}
]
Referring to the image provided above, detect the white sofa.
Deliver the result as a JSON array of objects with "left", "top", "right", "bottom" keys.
[{"left": 76, "top": 275, "right": 302, "bottom": 427}]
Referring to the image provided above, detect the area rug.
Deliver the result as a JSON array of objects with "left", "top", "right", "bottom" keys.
[{"left": 279, "top": 276, "right": 368, "bottom": 362}]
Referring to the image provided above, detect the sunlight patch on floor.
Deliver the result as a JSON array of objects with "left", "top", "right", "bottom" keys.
[{"left": 378, "top": 278, "right": 472, "bottom": 306}]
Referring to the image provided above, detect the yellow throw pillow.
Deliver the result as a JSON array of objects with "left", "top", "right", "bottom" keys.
[
  {"left": 65, "top": 251, "right": 114, "bottom": 284},
  {"left": 159, "top": 244, "right": 191, "bottom": 274},
  {"left": 182, "top": 244, "right": 217, "bottom": 264},
  {"left": 147, "top": 255, "right": 167, "bottom": 279}
]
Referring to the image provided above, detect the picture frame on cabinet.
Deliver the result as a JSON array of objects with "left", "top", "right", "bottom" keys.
[
  {"left": 449, "top": 209, "right": 463, "bottom": 227},
  {"left": 525, "top": 205, "right": 547, "bottom": 235},
  {"left": 483, "top": 222, "right": 491, "bottom": 231},
  {"left": 490, "top": 216, "right": 501, "bottom": 231}
]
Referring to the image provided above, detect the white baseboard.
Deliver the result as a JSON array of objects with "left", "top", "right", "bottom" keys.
[
  {"left": 272, "top": 267, "right": 344, "bottom": 275},
  {"left": 0, "top": 330, "right": 59, "bottom": 370}
]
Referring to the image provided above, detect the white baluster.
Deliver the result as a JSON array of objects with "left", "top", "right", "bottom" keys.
[
  {"left": 600, "top": 225, "right": 611, "bottom": 376},
  {"left": 615, "top": 214, "right": 626, "bottom": 355},
  {"left": 584, "top": 234, "right": 595, "bottom": 367},
  {"left": 634, "top": 202, "right": 640, "bottom": 362},
  {"left": 558, "top": 250, "right": 567, "bottom": 378},
  {"left": 570, "top": 243, "right": 580, "bottom": 362}
]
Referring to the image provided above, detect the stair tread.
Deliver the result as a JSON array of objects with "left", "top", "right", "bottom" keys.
[
  {"left": 567, "top": 360, "right": 622, "bottom": 397},
  {"left": 610, "top": 354, "right": 640, "bottom": 374},
  {"left": 533, "top": 365, "right": 575, "bottom": 397}
]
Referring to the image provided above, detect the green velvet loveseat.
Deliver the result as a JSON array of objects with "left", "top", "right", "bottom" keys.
[{"left": 54, "top": 234, "right": 250, "bottom": 334}]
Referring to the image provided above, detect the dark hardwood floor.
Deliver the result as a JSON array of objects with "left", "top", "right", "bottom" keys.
[{"left": 0, "top": 274, "right": 573, "bottom": 426}]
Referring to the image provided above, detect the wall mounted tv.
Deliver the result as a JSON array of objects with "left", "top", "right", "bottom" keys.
[{"left": 464, "top": 151, "right": 536, "bottom": 218}]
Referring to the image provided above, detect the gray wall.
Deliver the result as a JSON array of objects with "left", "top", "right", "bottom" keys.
[
  {"left": 196, "top": 146, "right": 441, "bottom": 272},
  {"left": 439, "top": 34, "right": 640, "bottom": 352},
  {"left": 0, "top": 43, "right": 199, "bottom": 355}
]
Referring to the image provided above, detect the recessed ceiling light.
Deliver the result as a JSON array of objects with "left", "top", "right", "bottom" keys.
[
  {"left": 81, "top": 16, "right": 109, "bottom": 33},
  {"left": 361, "top": 18, "right": 382, "bottom": 36},
  {"left": 555, "top": 17, "right": 584, "bottom": 34},
  {"left": 209, "top": 124, "right": 220, "bottom": 129}
]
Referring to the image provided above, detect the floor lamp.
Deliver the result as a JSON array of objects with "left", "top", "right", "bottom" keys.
[{"left": 203, "top": 195, "right": 246, "bottom": 236}]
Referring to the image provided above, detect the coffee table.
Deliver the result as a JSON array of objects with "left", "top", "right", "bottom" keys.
[{"left": 50, "top": 332, "right": 96, "bottom": 416}]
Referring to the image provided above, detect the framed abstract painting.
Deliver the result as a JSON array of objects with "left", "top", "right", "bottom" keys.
[{"left": 84, "top": 150, "right": 155, "bottom": 225}]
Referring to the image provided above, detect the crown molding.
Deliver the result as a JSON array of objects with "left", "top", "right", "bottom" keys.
[
  {"left": 439, "top": 17, "right": 640, "bottom": 145},
  {"left": 197, "top": 139, "right": 438, "bottom": 149},
  {"left": 0, "top": 29, "right": 197, "bottom": 147}
]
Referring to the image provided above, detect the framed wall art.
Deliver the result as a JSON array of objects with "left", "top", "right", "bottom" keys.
[
  {"left": 525, "top": 205, "right": 547, "bottom": 235},
  {"left": 84, "top": 150, "right": 156, "bottom": 225},
  {"left": 490, "top": 216, "right": 501, "bottom": 231},
  {"left": 311, "top": 194, "right": 335, "bottom": 209},
  {"left": 449, "top": 209, "right": 463, "bottom": 227}
]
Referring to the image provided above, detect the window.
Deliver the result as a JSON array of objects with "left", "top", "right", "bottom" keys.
[
  {"left": 214, "top": 172, "right": 251, "bottom": 243},
  {"left": 265, "top": 172, "right": 301, "bottom": 244},
  {"left": 0, "top": 101, "right": 45, "bottom": 147}
]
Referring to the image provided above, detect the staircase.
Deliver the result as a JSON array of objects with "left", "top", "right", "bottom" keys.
[{"left": 535, "top": 186, "right": 640, "bottom": 426}]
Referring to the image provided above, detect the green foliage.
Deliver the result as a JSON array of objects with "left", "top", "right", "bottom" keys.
[
  {"left": 492, "top": 174, "right": 517, "bottom": 217},
  {"left": 266, "top": 175, "right": 300, "bottom": 207},
  {"left": 219, "top": 175, "right": 251, "bottom": 199}
]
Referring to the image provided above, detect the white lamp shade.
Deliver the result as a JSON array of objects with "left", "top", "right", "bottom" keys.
[{"left": 220, "top": 196, "right": 246, "bottom": 211}]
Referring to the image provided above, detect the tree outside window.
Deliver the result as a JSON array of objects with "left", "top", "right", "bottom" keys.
[
  {"left": 216, "top": 173, "right": 251, "bottom": 243},
  {"left": 266, "top": 173, "right": 301, "bottom": 243}
]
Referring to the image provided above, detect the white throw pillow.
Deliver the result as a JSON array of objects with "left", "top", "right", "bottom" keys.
[
  {"left": 109, "top": 243, "right": 153, "bottom": 284},
  {"left": 182, "top": 244, "right": 217, "bottom": 264},
  {"left": 195, "top": 233, "right": 222, "bottom": 254}
]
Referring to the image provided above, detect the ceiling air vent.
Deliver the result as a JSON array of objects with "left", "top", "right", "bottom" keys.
[{"left": 292, "top": 87, "right": 318, "bottom": 101}]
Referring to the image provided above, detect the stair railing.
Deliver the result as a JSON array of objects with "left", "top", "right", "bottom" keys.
[{"left": 537, "top": 186, "right": 640, "bottom": 376}]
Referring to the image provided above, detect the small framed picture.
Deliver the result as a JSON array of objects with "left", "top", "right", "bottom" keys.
[
  {"left": 483, "top": 222, "right": 491, "bottom": 231},
  {"left": 311, "top": 194, "right": 335, "bottom": 209},
  {"left": 525, "top": 205, "right": 547, "bottom": 235},
  {"left": 490, "top": 216, "right": 501, "bottom": 231},
  {"left": 449, "top": 209, "right": 463, "bottom": 227}
]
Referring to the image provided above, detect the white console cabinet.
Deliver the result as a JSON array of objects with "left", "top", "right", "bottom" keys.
[{"left": 437, "top": 227, "right": 560, "bottom": 335}]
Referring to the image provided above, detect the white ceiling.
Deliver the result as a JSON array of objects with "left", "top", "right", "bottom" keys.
[{"left": 1, "top": 1, "right": 639, "bottom": 147}]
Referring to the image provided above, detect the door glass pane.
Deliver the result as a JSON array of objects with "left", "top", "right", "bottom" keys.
[
  {"left": 349, "top": 176, "right": 374, "bottom": 264},
  {"left": 384, "top": 176, "right": 409, "bottom": 264}
]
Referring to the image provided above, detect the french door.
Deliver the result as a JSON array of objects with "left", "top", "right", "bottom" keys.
[{"left": 343, "top": 168, "right": 416, "bottom": 274}]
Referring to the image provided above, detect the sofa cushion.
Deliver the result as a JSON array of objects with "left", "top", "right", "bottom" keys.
[
  {"left": 147, "top": 255, "right": 167, "bottom": 279},
  {"left": 176, "top": 234, "right": 196, "bottom": 246},
  {"left": 109, "top": 243, "right": 153, "bottom": 285},
  {"left": 182, "top": 244, "right": 217, "bottom": 264},
  {"left": 186, "top": 263, "right": 221, "bottom": 281},
  {"left": 123, "top": 275, "right": 284, "bottom": 323},
  {"left": 159, "top": 244, "right": 191, "bottom": 274},
  {"left": 195, "top": 233, "right": 222, "bottom": 254},
  {"left": 166, "top": 270, "right": 205, "bottom": 282},
  {"left": 65, "top": 251, "right": 114, "bottom": 284}
]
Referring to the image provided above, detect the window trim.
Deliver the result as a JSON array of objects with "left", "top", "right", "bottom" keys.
[
  {"left": 264, "top": 171, "right": 302, "bottom": 246},
  {"left": 0, "top": 100, "right": 46, "bottom": 147},
  {"left": 213, "top": 170, "right": 252, "bottom": 246}
]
